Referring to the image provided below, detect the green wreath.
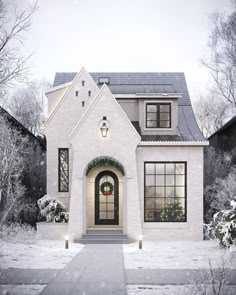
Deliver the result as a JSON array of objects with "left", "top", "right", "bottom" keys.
[{"left": 101, "top": 181, "right": 114, "bottom": 196}]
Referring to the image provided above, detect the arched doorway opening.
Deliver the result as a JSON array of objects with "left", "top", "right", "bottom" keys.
[{"left": 95, "top": 170, "right": 119, "bottom": 225}]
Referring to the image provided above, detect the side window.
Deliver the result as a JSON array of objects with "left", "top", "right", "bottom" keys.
[{"left": 58, "top": 148, "right": 69, "bottom": 192}]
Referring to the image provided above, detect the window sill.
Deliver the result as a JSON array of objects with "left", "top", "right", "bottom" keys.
[
  {"left": 144, "top": 128, "right": 173, "bottom": 131},
  {"left": 143, "top": 222, "right": 188, "bottom": 229}
]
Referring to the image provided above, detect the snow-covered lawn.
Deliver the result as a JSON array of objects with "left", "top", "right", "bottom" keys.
[
  {"left": 127, "top": 285, "right": 236, "bottom": 295},
  {"left": 0, "top": 285, "right": 45, "bottom": 295},
  {"left": 124, "top": 240, "right": 236, "bottom": 269},
  {"left": 0, "top": 240, "right": 84, "bottom": 269}
]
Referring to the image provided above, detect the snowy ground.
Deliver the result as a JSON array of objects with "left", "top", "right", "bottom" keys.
[
  {"left": 0, "top": 240, "right": 84, "bottom": 269},
  {"left": 0, "top": 285, "right": 45, "bottom": 295},
  {"left": 127, "top": 285, "right": 236, "bottom": 295},
  {"left": 123, "top": 240, "right": 236, "bottom": 269}
]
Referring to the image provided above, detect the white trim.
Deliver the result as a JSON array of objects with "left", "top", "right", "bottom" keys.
[
  {"left": 68, "top": 84, "right": 141, "bottom": 141},
  {"left": 115, "top": 93, "right": 182, "bottom": 99},
  {"left": 45, "top": 82, "right": 72, "bottom": 94},
  {"left": 139, "top": 141, "right": 209, "bottom": 146},
  {"left": 117, "top": 99, "right": 137, "bottom": 103}
]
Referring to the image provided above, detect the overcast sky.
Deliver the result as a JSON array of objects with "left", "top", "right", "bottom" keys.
[{"left": 15, "top": 0, "right": 233, "bottom": 100}]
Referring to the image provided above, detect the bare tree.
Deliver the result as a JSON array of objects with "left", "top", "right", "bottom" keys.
[
  {"left": 187, "top": 258, "right": 235, "bottom": 295},
  {"left": 8, "top": 79, "right": 50, "bottom": 135},
  {"left": 193, "top": 94, "right": 229, "bottom": 138},
  {"left": 0, "top": 113, "right": 28, "bottom": 226},
  {"left": 0, "top": 0, "right": 38, "bottom": 103},
  {"left": 202, "top": 4, "right": 236, "bottom": 110}
]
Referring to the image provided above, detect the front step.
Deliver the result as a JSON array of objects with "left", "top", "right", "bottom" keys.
[
  {"left": 74, "top": 229, "right": 135, "bottom": 244},
  {"left": 87, "top": 229, "right": 123, "bottom": 235}
]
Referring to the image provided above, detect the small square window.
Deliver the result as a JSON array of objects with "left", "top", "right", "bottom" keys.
[
  {"left": 75, "top": 91, "right": 79, "bottom": 96},
  {"left": 146, "top": 103, "right": 171, "bottom": 128}
]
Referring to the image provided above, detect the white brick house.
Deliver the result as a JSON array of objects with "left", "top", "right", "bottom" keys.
[{"left": 44, "top": 68, "right": 208, "bottom": 241}]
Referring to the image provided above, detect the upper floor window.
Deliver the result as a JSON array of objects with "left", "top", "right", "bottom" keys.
[
  {"left": 58, "top": 148, "right": 69, "bottom": 192},
  {"left": 146, "top": 103, "right": 171, "bottom": 128}
]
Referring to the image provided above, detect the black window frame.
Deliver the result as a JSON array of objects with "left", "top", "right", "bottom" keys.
[
  {"left": 146, "top": 103, "right": 171, "bottom": 129},
  {"left": 58, "top": 148, "right": 69, "bottom": 192},
  {"left": 144, "top": 161, "right": 187, "bottom": 222}
]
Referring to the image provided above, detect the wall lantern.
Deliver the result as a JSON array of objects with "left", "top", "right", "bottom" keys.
[
  {"left": 100, "top": 122, "right": 108, "bottom": 137},
  {"left": 99, "top": 117, "right": 110, "bottom": 138}
]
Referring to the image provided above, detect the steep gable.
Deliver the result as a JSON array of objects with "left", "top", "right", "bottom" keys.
[
  {"left": 69, "top": 84, "right": 141, "bottom": 143},
  {"left": 44, "top": 68, "right": 99, "bottom": 142}
]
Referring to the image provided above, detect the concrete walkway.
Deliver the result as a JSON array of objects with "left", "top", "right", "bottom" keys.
[
  {"left": 39, "top": 244, "right": 127, "bottom": 295},
  {"left": 1, "top": 244, "right": 236, "bottom": 294}
]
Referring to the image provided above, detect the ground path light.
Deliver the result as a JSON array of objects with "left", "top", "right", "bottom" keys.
[
  {"left": 139, "top": 235, "right": 143, "bottom": 249},
  {"left": 65, "top": 235, "right": 69, "bottom": 249}
]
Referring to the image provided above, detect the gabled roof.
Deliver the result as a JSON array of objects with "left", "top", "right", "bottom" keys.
[
  {"left": 208, "top": 115, "right": 236, "bottom": 140},
  {"left": 52, "top": 71, "right": 207, "bottom": 143},
  {"left": 53, "top": 72, "right": 191, "bottom": 106},
  {"left": 0, "top": 106, "right": 46, "bottom": 149}
]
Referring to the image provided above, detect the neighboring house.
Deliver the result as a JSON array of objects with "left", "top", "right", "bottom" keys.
[
  {"left": 44, "top": 68, "right": 207, "bottom": 241},
  {"left": 0, "top": 106, "right": 46, "bottom": 207},
  {"left": 209, "top": 115, "right": 236, "bottom": 161}
]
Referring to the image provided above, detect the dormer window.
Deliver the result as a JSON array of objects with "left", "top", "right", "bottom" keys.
[
  {"left": 146, "top": 103, "right": 171, "bottom": 128},
  {"left": 98, "top": 77, "right": 110, "bottom": 84}
]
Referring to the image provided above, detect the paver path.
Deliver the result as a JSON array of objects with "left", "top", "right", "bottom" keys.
[{"left": 39, "top": 244, "right": 127, "bottom": 295}]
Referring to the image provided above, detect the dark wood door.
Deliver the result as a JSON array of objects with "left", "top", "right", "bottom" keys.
[{"left": 95, "top": 171, "right": 119, "bottom": 225}]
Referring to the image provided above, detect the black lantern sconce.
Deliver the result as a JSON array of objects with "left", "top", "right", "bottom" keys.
[{"left": 99, "top": 117, "right": 110, "bottom": 138}]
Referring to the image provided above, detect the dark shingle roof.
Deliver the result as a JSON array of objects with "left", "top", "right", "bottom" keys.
[
  {"left": 53, "top": 72, "right": 191, "bottom": 106},
  {"left": 53, "top": 72, "right": 206, "bottom": 142},
  {"left": 208, "top": 115, "right": 236, "bottom": 139}
]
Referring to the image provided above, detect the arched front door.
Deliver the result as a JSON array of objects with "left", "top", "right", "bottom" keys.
[{"left": 95, "top": 171, "right": 119, "bottom": 225}]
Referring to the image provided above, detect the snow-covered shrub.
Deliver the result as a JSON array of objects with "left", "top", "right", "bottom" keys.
[
  {"left": 203, "top": 223, "right": 216, "bottom": 240},
  {"left": 214, "top": 199, "right": 236, "bottom": 248},
  {"left": 0, "top": 223, "right": 37, "bottom": 243},
  {"left": 37, "top": 195, "right": 69, "bottom": 223},
  {"left": 204, "top": 167, "right": 236, "bottom": 223}
]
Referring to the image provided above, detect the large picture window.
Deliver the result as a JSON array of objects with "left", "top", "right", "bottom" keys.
[
  {"left": 146, "top": 103, "right": 171, "bottom": 128},
  {"left": 144, "top": 162, "right": 186, "bottom": 222},
  {"left": 58, "top": 148, "right": 69, "bottom": 192}
]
